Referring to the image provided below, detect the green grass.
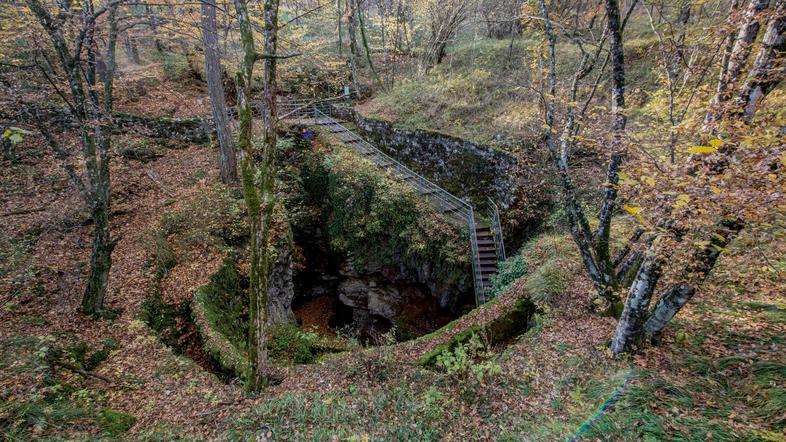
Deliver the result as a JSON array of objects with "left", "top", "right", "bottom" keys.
[
  {"left": 229, "top": 386, "right": 456, "bottom": 441},
  {"left": 583, "top": 344, "right": 786, "bottom": 441},
  {"left": 0, "top": 336, "right": 136, "bottom": 439}
]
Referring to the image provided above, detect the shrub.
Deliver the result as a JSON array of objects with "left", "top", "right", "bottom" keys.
[
  {"left": 435, "top": 333, "right": 502, "bottom": 398},
  {"left": 268, "top": 324, "right": 324, "bottom": 364},
  {"left": 487, "top": 254, "right": 528, "bottom": 299},
  {"left": 524, "top": 260, "right": 567, "bottom": 304}
]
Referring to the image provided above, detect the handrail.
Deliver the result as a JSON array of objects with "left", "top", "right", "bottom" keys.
[
  {"left": 311, "top": 108, "right": 473, "bottom": 219},
  {"left": 487, "top": 197, "right": 506, "bottom": 262},
  {"left": 280, "top": 100, "right": 488, "bottom": 305}
]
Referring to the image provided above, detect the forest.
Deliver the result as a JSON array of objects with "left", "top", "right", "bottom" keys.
[{"left": 0, "top": 0, "right": 784, "bottom": 439}]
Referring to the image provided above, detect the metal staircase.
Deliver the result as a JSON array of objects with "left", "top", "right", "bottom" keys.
[{"left": 277, "top": 98, "right": 505, "bottom": 306}]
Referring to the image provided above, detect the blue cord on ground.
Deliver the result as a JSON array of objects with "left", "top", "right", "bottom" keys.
[{"left": 566, "top": 368, "right": 635, "bottom": 442}]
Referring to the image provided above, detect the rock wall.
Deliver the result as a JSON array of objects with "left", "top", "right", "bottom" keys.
[
  {"left": 350, "top": 111, "right": 557, "bottom": 252},
  {"left": 11, "top": 105, "right": 214, "bottom": 144},
  {"left": 353, "top": 112, "right": 518, "bottom": 209},
  {"left": 114, "top": 112, "right": 214, "bottom": 143},
  {"left": 267, "top": 239, "right": 296, "bottom": 325}
]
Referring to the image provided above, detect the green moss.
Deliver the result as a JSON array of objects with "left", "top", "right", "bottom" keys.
[
  {"left": 98, "top": 408, "right": 137, "bottom": 437},
  {"left": 418, "top": 297, "right": 535, "bottom": 366},
  {"left": 303, "top": 136, "right": 470, "bottom": 287},
  {"left": 191, "top": 258, "right": 250, "bottom": 378},
  {"left": 116, "top": 137, "right": 164, "bottom": 162}
]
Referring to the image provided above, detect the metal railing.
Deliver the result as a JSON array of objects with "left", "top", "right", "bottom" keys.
[
  {"left": 279, "top": 100, "right": 490, "bottom": 306},
  {"left": 487, "top": 197, "right": 506, "bottom": 262}
]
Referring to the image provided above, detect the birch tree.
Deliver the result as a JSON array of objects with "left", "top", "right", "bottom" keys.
[
  {"left": 537, "top": 0, "right": 783, "bottom": 354},
  {"left": 537, "top": 0, "right": 637, "bottom": 314}
]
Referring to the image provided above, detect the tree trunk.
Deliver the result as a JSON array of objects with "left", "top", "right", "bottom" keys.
[
  {"left": 705, "top": 0, "right": 770, "bottom": 131},
  {"left": 356, "top": 0, "right": 382, "bottom": 87},
  {"left": 643, "top": 218, "right": 745, "bottom": 335},
  {"left": 594, "top": 0, "right": 627, "bottom": 301},
  {"left": 124, "top": 35, "right": 140, "bottom": 64},
  {"left": 233, "top": 0, "right": 280, "bottom": 392},
  {"left": 82, "top": 154, "right": 113, "bottom": 316},
  {"left": 201, "top": 0, "right": 238, "bottom": 187},
  {"left": 83, "top": 1, "right": 121, "bottom": 316},
  {"left": 610, "top": 254, "right": 662, "bottom": 354},
  {"left": 337, "top": 0, "right": 343, "bottom": 55},
  {"left": 736, "top": 0, "right": 786, "bottom": 121}
]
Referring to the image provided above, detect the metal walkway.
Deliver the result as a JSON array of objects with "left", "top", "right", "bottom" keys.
[{"left": 278, "top": 98, "right": 506, "bottom": 305}]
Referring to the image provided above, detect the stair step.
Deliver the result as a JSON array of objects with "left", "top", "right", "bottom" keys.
[{"left": 442, "top": 206, "right": 461, "bottom": 214}]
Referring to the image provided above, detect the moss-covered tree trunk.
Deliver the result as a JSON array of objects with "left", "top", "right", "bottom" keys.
[
  {"left": 346, "top": 0, "right": 359, "bottom": 89},
  {"left": 232, "top": 0, "right": 280, "bottom": 391},
  {"left": 26, "top": 0, "right": 121, "bottom": 317}
]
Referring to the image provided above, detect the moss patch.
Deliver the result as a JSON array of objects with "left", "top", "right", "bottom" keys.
[
  {"left": 98, "top": 409, "right": 137, "bottom": 437},
  {"left": 418, "top": 297, "right": 535, "bottom": 366},
  {"left": 192, "top": 258, "right": 250, "bottom": 378},
  {"left": 307, "top": 132, "right": 470, "bottom": 289}
]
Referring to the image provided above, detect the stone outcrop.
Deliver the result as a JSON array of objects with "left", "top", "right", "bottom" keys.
[
  {"left": 350, "top": 110, "right": 557, "bottom": 251},
  {"left": 353, "top": 112, "right": 518, "bottom": 209},
  {"left": 267, "top": 239, "right": 296, "bottom": 325},
  {"left": 11, "top": 105, "right": 214, "bottom": 144},
  {"left": 113, "top": 112, "right": 214, "bottom": 143},
  {"left": 332, "top": 255, "right": 471, "bottom": 341}
]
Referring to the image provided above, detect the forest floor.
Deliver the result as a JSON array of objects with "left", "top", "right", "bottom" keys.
[{"left": 1, "top": 68, "right": 784, "bottom": 441}]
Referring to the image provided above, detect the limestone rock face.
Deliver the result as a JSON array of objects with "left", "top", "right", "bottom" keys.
[
  {"left": 335, "top": 257, "right": 460, "bottom": 335},
  {"left": 353, "top": 112, "right": 517, "bottom": 209},
  {"left": 267, "top": 223, "right": 296, "bottom": 325},
  {"left": 352, "top": 111, "right": 557, "bottom": 251}
]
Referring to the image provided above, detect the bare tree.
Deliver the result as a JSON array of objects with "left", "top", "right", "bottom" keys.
[
  {"left": 612, "top": 0, "right": 784, "bottom": 354},
  {"left": 201, "top": 0, "right": 238, "bottom": 186},
  {"left": 537, "top": 0, "right": 784, "bottom": 355},
  {"left": 538, "top": 0, "right": 637, "bottom": 314},
  {"left": 26, "top": 0, "right": 123, "bottom": 317},
  {"left": 481, "top": 0, "right": 523, "bottom": 39},
  {"left": 420, "top": 0, "right": 472, "bottom": 72}
]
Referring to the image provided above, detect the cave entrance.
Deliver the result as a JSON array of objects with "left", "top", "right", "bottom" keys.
[{"left": 291, "top": 243, "right": 465, "bottom": 346}]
